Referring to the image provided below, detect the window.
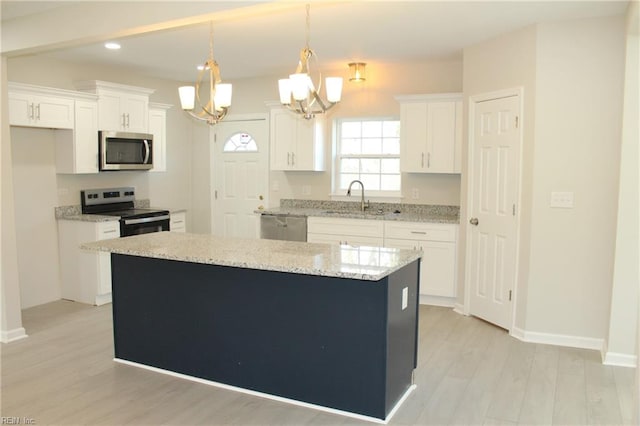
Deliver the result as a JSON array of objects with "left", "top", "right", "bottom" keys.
[
  {"left": 223, "top": 132, "right": 258, "bottom": 152},
  {"left": 335, "top": 118, "right": 401, "bottom": 196}
]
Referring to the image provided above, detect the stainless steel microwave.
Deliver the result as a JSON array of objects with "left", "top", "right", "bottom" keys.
[{"left": 99, "top": 131, "right": 153, "bottom": 171}]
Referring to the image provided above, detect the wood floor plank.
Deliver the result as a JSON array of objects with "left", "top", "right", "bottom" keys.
[{"left": 1, "top": 300, "right": 635, "bottom": 426}]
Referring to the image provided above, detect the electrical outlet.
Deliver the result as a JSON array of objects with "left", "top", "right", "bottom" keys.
[
  {"left": 550, "top": 191, "right": 574, "bottom": 208},
  {"left": 411, "top": 188, "right": 419, "bottom": 199}
]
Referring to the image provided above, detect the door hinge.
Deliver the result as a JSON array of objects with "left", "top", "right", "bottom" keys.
[
  {"left": 509, "top": 290, "right": 512, "bottom": 301},
  {"left": 515, "top": 116, "right": 519, "bottom": 128},
  {"left": 214, "top": 133, "right": 217, "bottom": 143},
  {"left": 214, "top": 190, "right": 218, "bottom": 200},
  {"left": 512, "top": 204, "right": 516, "bottom": 216}
]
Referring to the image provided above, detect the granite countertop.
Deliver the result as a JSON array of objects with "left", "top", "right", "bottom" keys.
[
  {"left": 257, "top": 199, "right": 460, "bottom": 224},
  {"left": 82, "top": 232, "right": 422, "bottom": 281},
  {"left": 55, "top": 201, "right": 185, "bottom": 222}
]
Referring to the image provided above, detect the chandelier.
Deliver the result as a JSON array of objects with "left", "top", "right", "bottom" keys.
[
  {"left": 278, "top": 4, "right": 342, "bottom": 120},
  {"left": 178, "top": 22, "right": 232, "bottom": 125}
]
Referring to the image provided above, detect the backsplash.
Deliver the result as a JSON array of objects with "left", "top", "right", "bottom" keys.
[{"left": 279, "top": 199, "right": 459, "bottom": 218}]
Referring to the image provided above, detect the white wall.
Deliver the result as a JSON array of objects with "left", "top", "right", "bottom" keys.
[
  {"left": 528, "top": 15, "right": 625, "bottom": 341},
  {"left": 605, "top": 1, "right": 639, "bottom": 366}
]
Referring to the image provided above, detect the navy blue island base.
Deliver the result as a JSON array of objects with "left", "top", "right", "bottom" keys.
[{"left": 110, "top": 253, "right": 420, "bottom": 421}]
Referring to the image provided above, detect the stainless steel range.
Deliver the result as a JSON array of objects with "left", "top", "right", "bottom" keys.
[{"left": 81, "top": 187, "right": 170, "bottom": 236}]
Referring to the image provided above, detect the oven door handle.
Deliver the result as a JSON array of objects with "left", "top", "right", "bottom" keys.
[
  {"left": 123, "top": 215, "right": 170, "bottom": 225},
  {"left": 143, "top": 139, "right": 151, "bottom": 164}
]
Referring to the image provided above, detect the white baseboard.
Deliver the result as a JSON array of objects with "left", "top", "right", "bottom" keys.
[
  {"left": 603, "top": 351, "right": 637, "bottom": 368},
  {"left": 511, "top": 326, "right": 603, "bottom": 351},
  {"left": 453, "top": 303, "right": 467, "bottom": 316},
  {"left": 1, "top": 327, "right": 28, "bottom": 343},
  {"left": 419, "top": 295, "right": 455, "bottom": 307},
  {"left": 95, "top": 293, "right": 112, "bottom": 306}
]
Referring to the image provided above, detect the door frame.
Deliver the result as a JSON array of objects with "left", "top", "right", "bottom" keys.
[
  {"left": 209, "top": 113, "right": 269, "bottom": 237},
  {"left": 463, "top": 87, "right": 524, "bottom": 333}
]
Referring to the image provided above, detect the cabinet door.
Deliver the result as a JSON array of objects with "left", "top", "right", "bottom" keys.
[
  {"left": 35, "top": 95, "right": 75, "bottom": 129},
  {"left": 8, "top": 92, "right": 34, "bottom": 126},
  {"left": 149, "top": 108, "right": 167, "bottom": 172},
  {"left": 420, "top": 240, "right": 456, "bottom": 297},
  {"left": 96, "top": 222, "right": 120, "bottom": 296},
  {"left": 270, "top": 109, "right": 296, "bottom": 170},
  {"left": 307, "top": 233, "right": 342, "bottom": 245},
  {"left": 400, "top": 102, "right": 428, "bottom": 172},
  {"left": 74, "top": 100, "right": 99, "bottom": 173},
  {"left": 122, "top": 94, "right": 149, "bottom": 133},
  {"left": 170, "top": 212, "right": 186, "bottom": 232},
  {"left": 426, "top": 101, "right": 456, "bottom": 173},
  {"left": 98, "top": 91, "right": 124, "bottom": 130}
]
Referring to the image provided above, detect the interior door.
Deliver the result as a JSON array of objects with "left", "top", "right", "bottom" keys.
[
  {"left": 466, "top": 93, "right": 521, "bottom": 330},
  {"left": 212, "top": 115, "right": 269, "bottom": 239}
]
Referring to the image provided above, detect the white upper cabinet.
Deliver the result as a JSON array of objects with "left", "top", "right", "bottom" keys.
[
  {"left": 397, "top": 93, "right": 462, "bottom": 174},
  {"left": 55, "top": 98, "right": 100, "bottom": 174},
  {"left": 269, "top": 106, "right": 325, "bottom": 171},
  {"left": 75, "top": 80, "right": 154, "bottom": 133},
  {"left": 148, "top": 102, "right": 172, "bottom": 172},
  {"left": 9, "top": 83, "right": 75, "bottom": 129}
]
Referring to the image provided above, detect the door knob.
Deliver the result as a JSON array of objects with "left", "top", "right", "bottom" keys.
[{"left": 469, "top": 217, "right": 479, "bottom": 226}]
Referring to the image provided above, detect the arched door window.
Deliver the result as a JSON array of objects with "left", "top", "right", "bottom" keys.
[{"left": 223, "top": 132, "right": 258, "bottom": 152}]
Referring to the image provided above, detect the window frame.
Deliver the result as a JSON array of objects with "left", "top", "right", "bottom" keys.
[{"left": 332, "top": 116, "right": 402, "bottom": 200}]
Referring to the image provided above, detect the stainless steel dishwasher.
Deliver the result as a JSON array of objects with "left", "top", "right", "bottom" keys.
[{"left": 260, "top": 214, "right": 307, "bottom": 242}]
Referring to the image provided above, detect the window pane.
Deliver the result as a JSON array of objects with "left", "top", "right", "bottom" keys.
[
  {"left": 341, "top": 138, "right": 361, "bottom": 155},
  {"left": 362, "top": 121, "right": 382, "bottom": 138},
  {"left": 383, "top": 121, "right": 400, "bottom": 137},
  {"left": 381, "top": 174, "right": 401, "bottom": 191},
  {"left": 341, "top": 121, "right": 361, "bottom": 138},
  {"left": 340, "top": 173, "right": 359, "bottom": 189},
  {"left": 382, "top": 138, "right": 400, "bottom": 155},
  {"left": 360, "top": 174, "right": 380, "bottom": 190},
  {"left": 223, "top": 132, "right": 258, "bottom": 152},
  {"left": 381, "top": 158, "right": 399, "bottom": 173},
  {"left": 362, "top": 138, "right": 382, "bottom": 154},
  {"left": 361, "top": 158, "right": 380, "bottom": 173},
  {"left": 341, "top": 158, "right": 359, "bottom": 173}
]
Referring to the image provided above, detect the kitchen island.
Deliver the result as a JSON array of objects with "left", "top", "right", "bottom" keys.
[{"left": 83, "top": 232, "right": 421, "bottom": 422}]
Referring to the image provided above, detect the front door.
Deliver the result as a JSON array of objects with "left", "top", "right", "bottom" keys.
[
  {"left": 466, "top": 92, "right": 521, "bottom": 330},
  {"left": 211, "top": 115, "right": 269, "bottom": 238}
]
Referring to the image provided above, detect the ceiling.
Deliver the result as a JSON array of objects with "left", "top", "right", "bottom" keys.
[{"left": 1, "top": 1, "right": 629, "bottom": 83}]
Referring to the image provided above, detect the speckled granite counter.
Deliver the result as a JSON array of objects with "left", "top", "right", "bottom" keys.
[
  {"left": 83, "top": 231, "right": 421, "bottom": 281},
  {"left": 257, "top": 199, "right": 459, "bottom": 224},
  {"left": 55, "top": 200, "right": 151, "bottom": 222}
]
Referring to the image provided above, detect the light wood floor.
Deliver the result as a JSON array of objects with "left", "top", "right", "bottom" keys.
[{"left": 1, "top": 300, "right": 636, "bottom": 425}]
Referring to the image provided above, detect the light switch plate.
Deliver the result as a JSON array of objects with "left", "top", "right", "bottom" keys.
[
  {"left": 402, "top": 287, "right": 408, "bottom": 310},
  {"left": 550, "top": 191, "right": 574, "bottom": 208}
]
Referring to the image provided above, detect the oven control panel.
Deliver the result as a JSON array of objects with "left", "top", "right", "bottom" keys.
[{"left": 81, "top": 187, "right": 136, "bottom": 208}]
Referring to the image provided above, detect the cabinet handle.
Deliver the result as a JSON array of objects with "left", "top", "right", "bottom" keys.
[
  {"left": 36, "top": 104, "right": 41, "bottom": 120},
  {"left": 126, "top": 113, "right": 130, "bottom": 128},
  {"left": 427, "top": 153, "right": 431, "bottom": 168},
  {"left": 102, "top": 229, "right": 118, "bottom": 234},
  {"left": 410, "top": 231, "right": 427, "bottom": 235},
  {"left": 121, "top": 113, "right": 126, "bottom": 128},
  {"left": 172, "top": 220, "right": 184, "bottom": 224},
  {"left": 287, "top": 152, "right": 290, "bottom": 165},
  {"left": 29, "top": 103, "right": 34, "bottom": 120},
  {"left": 421, "top": 153, "right": 424, "bottom": 168},
  {"left": 291, "top": 152, "right": 295, "bottom": 165}
]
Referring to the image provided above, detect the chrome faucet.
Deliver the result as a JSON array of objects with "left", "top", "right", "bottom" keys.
[{"left": 346, "top": 180, "right": 369, "bottom": 212}]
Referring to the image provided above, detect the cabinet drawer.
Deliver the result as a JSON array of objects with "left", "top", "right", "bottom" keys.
[
  {"left": 384, "top": 222, "right": 457, "bottom": 242},
  {"left": 97, "top": 221, "right": 120, "bottom": 239},
  {"left": 307, "top": 217, "right": 384, "bottom": 238}
]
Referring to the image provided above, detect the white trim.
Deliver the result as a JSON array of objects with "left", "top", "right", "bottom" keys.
[
  {"left": 394, "top": 93, "right": 463, "bottom": 103},
  {"left": 453, "top": 302, "right": 467, "bottom": 316},
  {"left": 464, "top": 87, "right": 525, "bottom": 332},
  {"left": 94, "top": 293, "right": 112, "bottom": 306},
  {"left": 1, "top": 327, "right": 28, "bottom": 343},
  {"left": 511, "top": 326, "right": 604, "bottom": 351},
  {"left": 114, "top": 358, "right": 415, "bottom": 424},
  {"left": 602, "top": 352, "right": 638, "bottom": 368},
  {"left": 419, "top": 294, "right": 455, "bottom": 308}
]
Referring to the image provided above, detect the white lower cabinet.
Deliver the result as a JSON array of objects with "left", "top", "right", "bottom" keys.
[
  {"left": 384, "top": 221, "right": 458, "bottom": 305},
  {"left": 307, "top": 217, "right": 384, "bottom": 246},
  {"left": 58, "top": 220, "right": 120, "bottom": 306},
  {"left": 170, "top": 211, "right": 186, "bottom": 232}
]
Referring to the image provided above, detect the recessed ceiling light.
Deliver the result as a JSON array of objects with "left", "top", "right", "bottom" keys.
[{"left": 105, "top": 42, "right": 121, "bottom": 50}]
